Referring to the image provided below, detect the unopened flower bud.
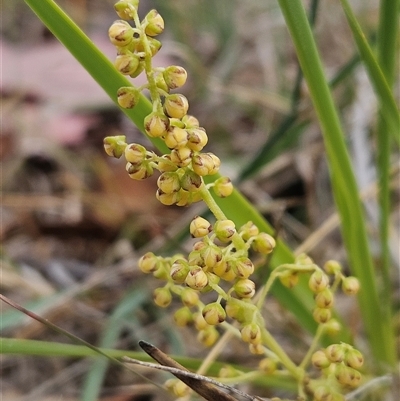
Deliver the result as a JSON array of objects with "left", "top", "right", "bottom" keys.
[
  {"left": 324, "top": 259, "right": 342, "bottom": 275},
  {"left": 241, "top": 322, "right": 262, "bottom": 345},
  {"left": 181, "top": 170, "right": 202, "bottom": 192},
  {"left": 193, "top": 312, "right": 209, "bottom": 331},
  {"left": 200, "top": 272, "right": 220, "bottom": 293},
  {"left": 213, "top": 176, "right": 233, "bottom": 198},
  {"left": 192, "top": 153, "right": 216, "bottom": 176},
  {"left": 259, "top": 358, "right": 278, "bottom": 374},
  {"left": 103, "top": 135, "right": 127, "bottom": 158},
  {"left": 164, "top": 94, "right": 189, "bottom": 119},
  {"left": 252, "top": 232, "right": 276, "bottom": 254},
  {"left": 144, "top": 9, "right": 164, "bottom": 36},
  {"left": 185, "top": 266, "right": 208, "bottom": 290},
  {"left": 174, "top": 306, "right": 193, "bottom": 326},
  {"left": 249, "top": 343, "right": 264, "bottom": 355},
  {"left": 156, "top": 189, "right": 179, "bottom": 205},
  {"left": 295, "top": 253, "right": 314, "bottom": 265},
  {"left": 311, "top": 350, "right": 331, "bottom": 369},
  {"left": 345, "top": 348, "right": 364, "bottom": 369},
  {"left": 163, "top": 65, "right": 188, "bottom": 89},
  {"left": 129, "top": 61, "right": 145, "bottom": 78},
  {"left": 326, "top": 344, "right": 346, "bottom": 363},
  {"left": 114, "top": 53, "right": 140, "bottom": 75},
  {"left": 180, "top": 288, "right": 199, "bottom": 307},
  {"left": 202, "top": 302, "right": 226, "bottom": 325},
  {"left": 225, "top": 298, "right": 247, "bottom": 323},
  {"left": 138, "top": 252, "right": 159, "bottom": 273},
  {"left": 126, "top": 162, "right": 153, "bottom": 180},
  {"left": 201, "top": 244, "right": 222, "bottom": 269},
  {"left": 114, "top": 1, "right": 138, "bottom": 20},
  {"left": 279, "top": 270, "right": 299, "bottom": 288},
  {"left": 313, "top": 307, "right": 332, "bottom": 324},
  {"left": 165, "top": 378, "right": 190, "bottom": 397},
  {"left": 124, "top": 143, "right": 147, "bottom": 164},
  {"left": 309, "top": 270, "right": 330, "bottom": 293},
  {"left": 234, "top": 279, "right": 256, "bottom": 299},
  {"left": 219, "top": 365, "right": 240, "bottom": 378},
  {"left": 315, "top": 288, "right": 334, "bottom": 308},
  {"left": 170, "top": 147, "right": 193, "bottom": 167},
  {"left": 342, "top": 276, "right": 360, "bottom": 295},
  {"left": 324, "top": 319, "right": 342, "bottom": 336},
  {"left": 214, "top": 219, "right": 236, "bottom": 243},
  {"left": 239, "top": 221, "right": 259, "bottom": 241},
  {"left": 170, "top": 259, "right": 190, "bottom": 283},
  {"left": 182, "top": 115, "right": 200, "bottom": 128},
  {"left": 197, "top": 326, "right": 219, "bottom": 347},
  {"left": 232, "top": 258, "right": 254, "bottom": 279},
  {"left": 155, "top": 73, "right": 169, "bottom": 93},
  {"left": 153, "top": 287, "right": 172, "bottom": 307},
  {"left": 186, "top": 127, "right": 208, "bottom": 152},
  {"left": 144, "top": 111, "right": 170, "bottom": 137},
  {"left": 164, "top": 126, "right": 188, "bottom": 149},
  {"left": 190, "top": 216, "right": 212, "bottom": 238},
  {"left": 117, "top": 86, "right": 140, "bottom": 109},
  {"left": 157, "top": 154, "right": 178, "bottom": 172},
  {"left": 314, "top": 385, "right": 334, "bottom": 401},
  {"left": 335, "top": 363, "right": 361, "bottom": 387},
  {"left": 157, "top": 171, "right": 181, "bottom": 193},
  {"left": 109, "top": 20, "right": 134, "bottom": 47}
]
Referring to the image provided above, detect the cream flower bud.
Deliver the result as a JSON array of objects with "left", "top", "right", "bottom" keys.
[
  {"left": 314, "top": 385, "right": 334, "bottom": 401},
  {"left": 124, "top": 143, "right": 146, "bottom": 164},
  {"left": 214, "top": 219, "right": 236, "bottom": 243},
  {"left": 335, "top": 363, "right": 361, "bottom": 387},
  {"left": 279, "top": 270, "right": 299, "bottom": 288},
  {"left": 234, "top": 279, "right": 256, "bottom": 299},
  {"left": 181, "top": 170, "right": 202, "bottom": 192},
  {"left": 144, "top": 111, "right": 170, "bottom": 137},
  {"left": 185, "top": 266, "right": 208, "bottom": 290},
  {"left": 138, "top": 252, "right": 158, "bottom": 273},
  {"left": 193, "top": 312, "right": 209, "bottom": 331},
  {"left": 170, "top": 259, "right": 190, "bottom": 283},
  {"left": 170, "top": 147, "right": 193, "bottom": 167},
  {"left": 326, "top": 344, "right": 346, "bottom": 363},
  {"left": 241, "top": 322, "right": 262, "bottom": 345},
  {"left": 157, "top": 154, "right": 178, "bottom": 172},
  {"left": 192, "top": 153, "right": 215, "bottom": 176},
  {"left": 182, "top": 115, "right": 200, "bottom": 128},
  {"left": 323, "top": 259, "right": 342, "bottom": 275},
  {"left": 144, "top": 9, "right": 164, "bottom": 36},
  {"left": 114, "top": 1, "right": 139, "bottom": 20},
  {"left": 232, "top": 258, "right": 255, "bottom": 279},
  {"left": 249, "top": 343, "right": 264, "bottom": 355},
  {"left": 202, "top": 302, "right": 226, "bottom": 325},
  {"left": 225, "top": 298, "right": 247, "bottom": 323},
  {"left": 126, "top": 162, "right": 153, "bottom": 180},
  {"left": 342, "top": 276, "right": 360, "bottom": 295},
  {"left": 163, "top": 65, "right": 188, "bottom": 89},
  {"left": 190, "top": 216, "right": 212, "bottom": 238},
  {"left": 197, "top": 326, "right": 219, "bottom": 347},
  {"left": 206, "top": 153, "right": 221, "bottom": 175},
  {"left": 345, "top": 348, "right": 364, "bottom": 369},
  {"left": 157, "top": 172, "right": 181, "bottom": 193},
  {"left": 164, "top": 126, "right": 188, "bottom": 149},
  {"left": 259, "top": 358, "right": 278, "bottom": 374},
  {"left": 156, "top": 189, "right": 179, "bottom": 205},
  {"left": 309, "top": 270, "right": 330, "bottom": 293},
  {"left": 213, "top": 176, "right": 233, "bottom": 198},
  {"left": 155, "top": 73, "right": 169, "bottom": 93},
  {"left": 114, "top": 53, "right": 140, "bottom": 75},
  {"left": 129, "top": 61, "right": 145, "bottom": 78},
  {"left": 165, "top": 378, "right": 190, "bottom": 397},
  {"left": 200, "top": 272, "right": 220, "bottom": 293},
  {"left": 201, "top": 245, "right": 222, "bottom": 269},
  {"left": 311, "top": 350, "right": 331, "bottom": 369},
  {"left": 252, "top": 232, "right": 276, "bottom": 254},
  {"left": 239, "top": 221, "right": 259, "bottom": 241},
  {"left": 187, "top": 128, "right": 208, "bottom": 152},
  {"left": 315, "top": 288, "right": 334, "bottom": 308},
  {"left": 117, "top": 86, "right": 140, "bottom": 109},
  {"left": 109, "top": 20, "right": 134, "bottom": 47},
  {"left": 174, "top": 306, "right": 193, "bottom": 326},
  {"left": 164, "top": 94, "right": 189, "bottom": 119},
  {"left": 313, "top": 307, "right": 332, "bottom": 324},
  {"left": 103, "top": 135, "right": 127, "bottom": 158},
  {"left": 295, "top": 253, "right": 314, "bottom": 265},
  {"left": 180, "top": 288, "right": 199, "bottom": 307},
  {"left": 324, "top": 319, "right": 342, "bottom": 336},
  {"left": 153, "top": 287, "right": 172, "bottom": 307}
]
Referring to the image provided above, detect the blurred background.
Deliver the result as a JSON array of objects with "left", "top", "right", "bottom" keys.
[{"left": 1, "top": 0, "right": 398, "bottom": 400}]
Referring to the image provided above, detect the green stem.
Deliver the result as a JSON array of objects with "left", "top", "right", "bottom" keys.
[{"left": 299, "top": 324, "right": 325, "bottom": 370}]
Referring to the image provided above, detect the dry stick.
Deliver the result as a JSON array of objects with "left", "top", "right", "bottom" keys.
[
  {"left": 0, "top": 294, "right": 165, "bottom": 393},
  {"left": 135, "top": 340, "right": 267, "bottom": 401}
]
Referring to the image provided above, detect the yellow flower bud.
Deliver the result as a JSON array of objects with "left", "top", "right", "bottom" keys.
[
  {"left": 219, "top": 365, "right": 240, "bottom": 378},
  {"left": 103, "top": 135, "right": 127, "bottom": 158},
  {"left": 313, "top": 307, "right": 332, "bottom": 324},
  {"left": 174, "top": 306, "right": 193, "bottom": 326},
  {"left": 201, "top": 244, "right": 222, "bottom": 269},
  {"left": 200, "top": 272, "right": 220, "bottom": 293},
  {"left": 144, "top": 111, "right": 170, "bottom": 137},
  {"left": 182, "top": 114, "right": 200, "bottom": 128},
  {"left": 108, "top": 20, "right": 134, "bottom": 47},
  {"left": 186, "top": 127, "right": 208, "bottom": 152},
  {"left": 252, "top": 232, "right": 276, "bottom": 254},
  {"left": 193, "top": 312, "right": 209, "bottom": 331},
  {"left": 164, "top": 94, "right": 189, "bottom": 119},
  {"left": 185, "top": 266, "right": 208, "bottom": 290},
  {"left": 207, "top": 153, "right": 221, "bottom": 175},
  {"left": 157, "top": 172, "right": 181, "bottom": 193},
  {"left": 124, "top": 143, "right": 146, "bottom": 164},
  {"left": 117, "top": 86, "right": 140, "bottom": 109},
  {"left": 114, "top": 1, "right": 138, "bottom": 20},
  {"left": 225, "top": 298, "right": 247, "bottom": 323},
  {"left": 323, "top": 259, "right": 342, "bottom": 275},
  {"left": 214, "top": 219, "right": 236, "bottom": 243},
  {"left": 279, "top": 270, "right": 299, "bottom": 288},
  {"left": 197, "top": 326, "right": 219, "bottom": 347},
  {"left": 311, "top": 350, "right": 331, "bottom": 369},
  {"left": 309, "top": 270, "right": 330, "bottom": 293},
  {"left": 135, "top": 36, "right": 162, "bottom": 56},
  {"left": 153, "top": 287, "right": 172, "bottom": 307},
  {"left": 345, "top": 348, "right": 364, "bottom": 369},
  {"left": 335, "top": 363, "right": 361, "bottom": 387},
  {"left": 165, "top": 378, "right": 190, "bottom": 397},
  {"left": 144, "top": 9, "right": 164, "bottom": 37},
  {"left": 170, "top": 147, "right": 193, "bottom": 167},
  {"left": 114, "top": 53, "right": 140, "bottom": 75},
  {"left": 239, "top": 221, "right": 259, "bottom": 241},
  {"left": 190, "top": 216, "right": 212, "bottom": 238},
  {"left": 126, "top": 162, "right": 153, "bottom": 180},
  {"left": 314, "top": 288, "right": 334, "bottom": 308},
  {"left": 157, "top": 154, "right": 178, "bottom": 172},
  {"left": 234, "top": 279, "right": 256, "bottom": 299},
  {"left": 241, "top": 322, "right": 262, "bottom": 345},
  {"left": 192, "top": 153, "right": 215, "bottom": 176},
  {"left": 170, "top": 259, "right": 190, "bottom": 283},
  {"left": 163, "top": 65, "right": 188, "bottom": 89},
  {"left": 202, "top": 302, "right": 226, "bottom": 325},
  {"left": 156, "top": 189, "right": 179, "bottom": 205},
  {"left": 232, "top": 258, "right": 254, "bottom": 279},
  {"left": 164, "top": 126, "right": 188, "bottom": 149},
  {"left": 342, "top": 276, "right": 360, "bottom": 295},
  {"left": 180, "top": 288, "right": 199, "bottom": 307},
  {"left": 259, "top": 358, "right": 278, "bottom": 374},
  {"left": 180, "top": 170, "right": 202, "bottom": 192},
  {"left": 326, "top": 344, "right": 346, "bottom": 363},
  {"left": 138, "top": 252, "right": 159, "bottom": 273},
  {"left": 155, "top": 73, "right": 169, "bottom": 93},
  {"left": 324, "top": 319, "right": 342, "bottom": 336},
  {"left": 313, "top": 385, "right": 334, "bottom": 401},
  {"left": 213, "top": 176, "right": 233, "bottom": 198},
  {"left": 249, "top": 343, "right": 264, "bottom": 355},
  {"left": 295, "top": 253, "right": 314, "bottom": 265}
]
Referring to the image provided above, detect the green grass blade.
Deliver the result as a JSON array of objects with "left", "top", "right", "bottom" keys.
[
  {"left": 277, "top": 0, "right": 396, "bottom": 367},
  {"left": 339, "top": 0, "right": 400, "bottom": 145}
]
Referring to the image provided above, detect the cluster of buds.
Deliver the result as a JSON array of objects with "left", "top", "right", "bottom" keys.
[
  {"left": 138, "top": 218, "right": 276, "bottom": 347},
  {"left": 105, "top": 0, "right": 230, "bottom": 207}
]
